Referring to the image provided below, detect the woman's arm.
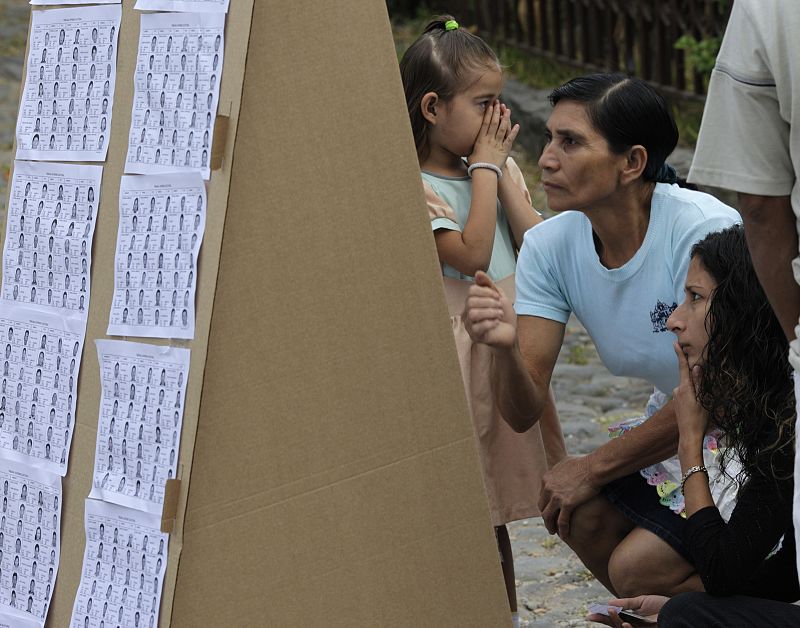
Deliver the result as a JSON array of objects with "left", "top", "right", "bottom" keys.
[
  {"left": 463, "top": 271, "right": 564, "bottom": 431},
  {"left": 672, "top": 343, "right": 715, "bottom": 516},
  {"left": 684, "top": 473, "right": 794, "bottom": 596},
  {"left": 540, "top": 402, "right": 680, "bottom": 537},
  {"left": 672, "top": 344, "right": 794, "bottom": 596},
  {"left": 491, "top": 314, "right": 565, "bottom": 432}
]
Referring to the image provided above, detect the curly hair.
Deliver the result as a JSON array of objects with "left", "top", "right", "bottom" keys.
[{"left": 692, "top": 225, "right": 795, "bottom": 485}]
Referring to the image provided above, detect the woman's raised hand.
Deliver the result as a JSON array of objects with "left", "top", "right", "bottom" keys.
[
  {"left": 462, "top": 271, "right": 517, "bottom": 348},
  {"left": 468, "top": 101, "right": 519, "bottom": 170},
  {"left": 672, "top": 342, "right": 709, "bottom": 439}
]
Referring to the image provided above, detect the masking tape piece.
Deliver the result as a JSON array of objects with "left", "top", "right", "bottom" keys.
[
  {"left": 161, "top": 478, "right": 182, "bottom": 533},
  {"left": 211, "top": 115, "right": 230, "bottom": 170}
]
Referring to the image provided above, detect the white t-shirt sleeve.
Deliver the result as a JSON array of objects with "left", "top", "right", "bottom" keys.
[
  {"left": 514, "top": 226, "right": 571, "bottom": 324},
  {"left": 688, "top": 1, "right": 794, "bottom": 195}
]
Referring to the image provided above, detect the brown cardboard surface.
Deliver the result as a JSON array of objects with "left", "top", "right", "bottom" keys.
[
  {"left": 3, "top": 1, "right": 511, "bottom": 626},
  {"left": 171, "top": 1, "right": 510, "bottom": 626},
  {"left": 18, "top": 0, "right": 257, "bottom": 625}
]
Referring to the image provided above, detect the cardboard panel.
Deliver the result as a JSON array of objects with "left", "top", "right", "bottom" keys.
[
  {"left": 171, "top": 1, "right": 510, "bottom": 627},
  {"left": 32, "top": 1, "right": 256, "bottom": 625}
]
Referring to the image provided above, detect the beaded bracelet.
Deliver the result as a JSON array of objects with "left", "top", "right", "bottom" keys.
[
  {"left": 680, "top": 465, "right": 708, "bottom": 493},
  {"left": 467, "top": 162, "right": 503, "bottom": 178}
]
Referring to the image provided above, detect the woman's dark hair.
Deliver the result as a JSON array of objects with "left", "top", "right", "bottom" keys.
[
  {"left": 549, "top": 73, "right": 681, "bottom": 184},
  {"left": 692, "top": 225, "right": 795, "bottom": 485},
  {"left": 399, "top": 16, "right": 499, "bottom": 162}
]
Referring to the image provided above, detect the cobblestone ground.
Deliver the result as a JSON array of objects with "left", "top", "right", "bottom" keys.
[{"left": 0, "top": 7, "right": 657, "bottom": 626}]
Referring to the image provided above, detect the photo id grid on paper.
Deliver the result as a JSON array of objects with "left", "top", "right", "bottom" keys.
[
  {"left": 0, "top": 303, "right": 85, "bottom": 476},
  {"left": 2, "top": 161, "right": 102, "bottom": 316},
  {"left": 70, "top": 499, "right": 168, "bottom": 628},
  {"left": 16, "top": 5, "right": 122, "bottom": 162},
  {"left": 89, "top": 340, "right": 189, "bottom": 515},
  {"left": 0, "top": 459, "right": 62, "bottom": 628},
  {"left": 135, "top": 0, "right": 230, "bottom": 12},
  {"left": 125, "top": 12, "right": 225, "bottom": 180},
  {"left": 108, "top": 174, "right": 206, "bottom": 340}
]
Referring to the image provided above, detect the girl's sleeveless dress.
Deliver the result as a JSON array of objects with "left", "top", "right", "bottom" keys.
[{"left": 443, "top": 276, "right": 567, "bottom": 525}]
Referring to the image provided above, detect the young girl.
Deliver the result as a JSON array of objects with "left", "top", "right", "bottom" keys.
[
  {"left": 589, "top": 225, "right": 797, "bottom": 627},
  {"left": 400, "top": 16, "right": 566, "bottom": 625}
]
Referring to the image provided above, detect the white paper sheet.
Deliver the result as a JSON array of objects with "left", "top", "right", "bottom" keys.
[
  {"left": 2, "top": 161, "right": 102, "bottom": 316},
  {"left": 135, "top": 0, "right": 229, "bottom": 13},
  {"left": 31, "top": 0, "right": 119, "bottom": 4},
  {"left": 69, "top": 499, "right": 168, "bottom": 628},
  {"left": 124, "top": 12, "right": 225, "bottom": 180},
  {"left": 0, "top": 302, "right": 86, "bottom": 476},
  {"left": 0, "top": 613, "right": 40, "bottom": 628},
  {"left": 16, "top": 5, "right": 122, "bottom": 162},
  {"left": 107, "top": 174, "right": 205, "bottom": 340},
  {"left": 89, "top": 341, "right": 189, "bottom": 515},
  {"left": 0, "top": 459, "right": 62, "bottom": 628}
]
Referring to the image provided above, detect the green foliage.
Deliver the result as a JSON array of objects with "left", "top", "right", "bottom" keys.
[
  {"left": 497, "top": 44, "right": 576, "bottom": 91},
  {"left": 674, "top": 35, "right": 721, "bottom": 75},
  {"left": 671, "top": 99, "right": 706, "bottom": 147}
]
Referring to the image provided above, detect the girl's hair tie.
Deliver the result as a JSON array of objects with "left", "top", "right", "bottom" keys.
[{"left": 444, "top": 19, "right": 459, "bottom": 31}]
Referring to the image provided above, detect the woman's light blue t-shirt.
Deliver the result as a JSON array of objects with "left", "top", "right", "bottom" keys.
[{"left": 515, "top": 183, "right": 740, "bottom": 394}]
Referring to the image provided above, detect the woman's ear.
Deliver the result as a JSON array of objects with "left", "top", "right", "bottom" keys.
[
  {"left": 620, "top": 144, "right": 648, "bottom": 185},
  {"left": 421, "top": 92, "right": 439, "bottom": 124}
]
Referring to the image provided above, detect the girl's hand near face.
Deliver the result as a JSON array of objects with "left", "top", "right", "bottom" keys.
[
  {"left": 469, "top": 101, "right": 519, "bottom": 170},
  {"left": 672, "top": 342, "right": 709, "bottom": 443}
]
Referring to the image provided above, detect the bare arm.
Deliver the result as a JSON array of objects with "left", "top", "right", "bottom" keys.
[
  {"left": 491, "top": 314, "right": 565, "bottom": 431},
  {"left": 538, "top": 400, "right": 680, "bottom": 537},
  {"left": 738, "top": 193, "right": 800, "bottom": 342},
  {"left": 497, "top": 166, "right": 542, "bottom": 248},
  {"left": 463, "top": 272, "right": 564, "bottom": 430},
  {"left": 434, "top": 169, "right": 500, "bottom": 275},
  {"left": 671, "top": 342, "right": 712, "bottom": 516},
  {"left": 465, "top": 273, "right": 680, "bottom": 535},
  {"left": 434, "top": 103, "right": 519, "bottom": 276},
  {"left": 589, "top": 401, "right": 679, "bottom": 483}
]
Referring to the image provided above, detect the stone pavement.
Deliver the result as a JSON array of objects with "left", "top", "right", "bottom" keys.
[{"left": 0, "top": 6, "right": 662, "bottom": 625}]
